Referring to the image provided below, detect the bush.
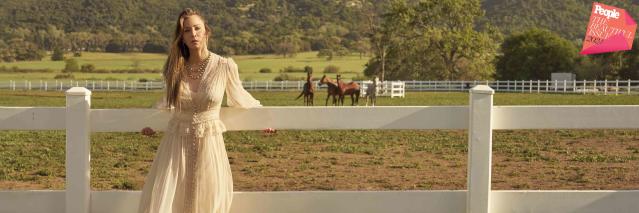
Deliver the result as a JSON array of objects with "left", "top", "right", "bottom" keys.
[
  {"left": 138, "top": 78, "right": 149, "bottom": 82},
  {"left": 51, "top": 48, "right": 64, "bottom": 61},
  {"left": 54, "top": 74, "right": 75, "bottom": 79},
  {"left": 323, "top": 65, "right": 340, "bottom": 73},
  {"left": 274, "top": 74, "right": 305, "bottom": 81},
  {"left": 0, "top": 68, "right": 54, "bottom": 73},
  {"left": 81, "top": 64, "right": 95, "bottom": 72},
  {"left": 273, "top": 74, "right": 290, "bottom": 81},
  {"left": 63, "top": 59, "right": 80, "bottom": 73},
  {"left": 73, "top": 51, "right": 82, "bottom": 57},
  {"left": 259, "top": 68, "right": 272, "bottom": 73}
]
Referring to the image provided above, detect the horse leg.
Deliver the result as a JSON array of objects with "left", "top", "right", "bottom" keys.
[
  {"left": 325, "top": 94, "right": 330, "bottom": 106},
  {"left": 365, "top": 94, "right": 369, "bottom": 106},
  {"left": 304, "top": 94, "right": 308, "bottom": 106}
]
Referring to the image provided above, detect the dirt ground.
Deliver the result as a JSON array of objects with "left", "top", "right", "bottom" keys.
[{"left": 1, "top": 129, "right": 638, "bottom": 191}]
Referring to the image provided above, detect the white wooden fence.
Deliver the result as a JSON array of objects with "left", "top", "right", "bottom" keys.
[
  {"left": 3, "top": 79, "right": 638, "bottom": 95},
  {"left": 0, "top": 86, "right": 638, "bottom": 213}
]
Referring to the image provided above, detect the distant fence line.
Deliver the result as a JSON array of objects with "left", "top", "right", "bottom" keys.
[{"left": 2, "top": 79, "right": 639, "bottom": 95}]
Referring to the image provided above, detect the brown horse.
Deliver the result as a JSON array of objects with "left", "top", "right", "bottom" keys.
[
  {"left": 319, "top": 75, "right": 340, "bottom": 106},
  {"left": 295, "top": 70, "right": 314, "bottom": 106},
  {"left": 321, "top": 75, "right": 360, "bottom": 106}
]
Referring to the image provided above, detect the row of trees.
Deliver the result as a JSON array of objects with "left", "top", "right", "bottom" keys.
[
  {"left": 363, "top": 0, "right": 639, "bottom": 81},
  {"left": 0, "top": 0, "right": 382, "bottom": 61},
  {"left": 1, "top": 0, "right": 637, "bottom": 80}
]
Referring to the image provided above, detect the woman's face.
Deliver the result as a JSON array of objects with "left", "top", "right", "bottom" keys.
[{"left": 182, "top": 15, "right": 207, "bottom": 51}]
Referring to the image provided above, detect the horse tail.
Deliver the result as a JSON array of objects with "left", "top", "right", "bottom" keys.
[{"left": 295, "top": 90, "right": 304, "bottom": 100}]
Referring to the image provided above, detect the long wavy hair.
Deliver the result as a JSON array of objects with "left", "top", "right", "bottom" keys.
[{"left": 163, "top": 8, "right": 211, "bottom": 110}]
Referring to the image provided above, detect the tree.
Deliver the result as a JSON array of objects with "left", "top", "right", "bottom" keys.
[
  {"left": 365, "top": 0, "right": 499, "bottom": 81},
  {"left": 273, "top": 34, "right": 302, "bottom": 58},
  {"left": 9, "top": 39, "right": 45, "bottom": 61},
  {"left": 496, "top": 28, "right": 577, "bottom": 80},
  {"left": 51, "top": 47, "right": 64, "bottom": 61},
  {"left": 63, "top": 59, "right": 80, "bottom": 73}
]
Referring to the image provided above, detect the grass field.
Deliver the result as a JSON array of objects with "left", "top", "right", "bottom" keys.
[
  {"left": 0, "top": 51, "right": 369, "bottom": 81},
  {"left": 2, "top": 90, "right": 639, "bottom": 108},
  {"left": 1, "top": 91, "right": 638, "bottom": 191}
]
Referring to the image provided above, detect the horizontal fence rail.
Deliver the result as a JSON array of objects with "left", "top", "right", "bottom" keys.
[
  {"left": 2, "top": 79, "right": 639, "bottom": 95},
  {"left": 1, "top": 86, "right": 638, "bottom": 213}
]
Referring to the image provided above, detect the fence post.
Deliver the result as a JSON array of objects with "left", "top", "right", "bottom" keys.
[
  {"left": 604, "top": 79, "right": 608, "bottom": 95},
  {"left": 467, "top": 85, "right": 494, "bottom": 213},
  {"left": 65, "top": 87, "right": 91, "bottom": 213},
  {"left": 529, "top": 80, "right": 532, "bottom": 93},
  {"left": 537, "top": 80, "right": 540, "bottom": 93},
  {"left": 594, "top": 80, "right": 597, "bottom": 94},
  {"left": 546, "top": 80, "right": 549, "bottom": 92},
  {"left": 628, "top": 79, "right": 631, "bottom": 95},
  {"left": 583, "top": 80, "right": 586, "bottom": 95},
  {"left": 563, "top": 80, "right": 567, "bottom": 93},
  {"left": 615, "top": 79, "right": 619, "bottom": 95}
]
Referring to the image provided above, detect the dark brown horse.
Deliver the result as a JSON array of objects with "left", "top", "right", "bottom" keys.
[
  {"left": 321, "top": 75, "right": 360, "bottom": 106},
  {"left": 319, "top": 75, "right": 339, "bottom": 106},
  {"left": 295, "top": 70, "right": 314, "bottom": 106}
]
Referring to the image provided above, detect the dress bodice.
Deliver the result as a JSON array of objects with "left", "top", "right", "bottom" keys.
[{"left": 164, "top": 52, "right": 262, "bottom": 137}]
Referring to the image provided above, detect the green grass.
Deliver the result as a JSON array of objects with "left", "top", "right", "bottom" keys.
[
  {"left": 0, "top": 52, "right": 165, "bottom": 71},
  {"left": 0, "top": 51, "right": 369, "bottom": 81},
  {"left": 2, "top": 90, "right": 639, "bottom": 108}
]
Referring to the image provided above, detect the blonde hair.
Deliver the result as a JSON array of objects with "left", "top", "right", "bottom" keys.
[{"left": 163, "top": 8, "right": 212, "bottom": 110}]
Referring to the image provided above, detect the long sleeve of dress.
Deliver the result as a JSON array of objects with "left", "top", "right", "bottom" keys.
[{"left": 225, "top": 58, "right": 262, "bottom": 108}]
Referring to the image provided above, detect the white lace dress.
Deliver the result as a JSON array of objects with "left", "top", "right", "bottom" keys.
[{"left": 138, "top": 53, "right": 261, "bottom": 213}]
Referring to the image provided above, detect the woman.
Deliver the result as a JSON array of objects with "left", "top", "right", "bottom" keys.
[{"left": 138, "top": 8, "right": 261, "bottom": 213}]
